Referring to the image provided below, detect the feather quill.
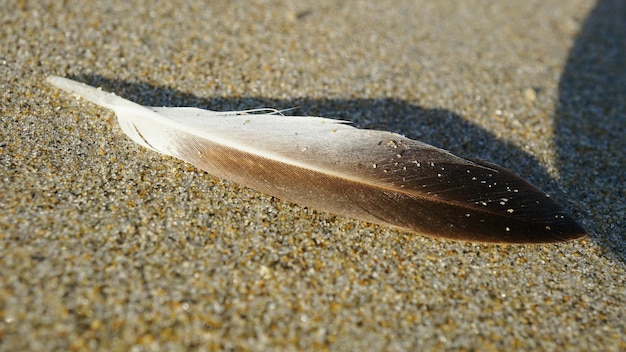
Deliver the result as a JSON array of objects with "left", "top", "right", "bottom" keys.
[{"left": 47, "top": 76, "right": 586, "bottom": 243}]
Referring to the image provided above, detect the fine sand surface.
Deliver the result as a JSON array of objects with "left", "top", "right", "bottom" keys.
[{"left": 1, "top": 0, "right": 624, "bottom": 350}]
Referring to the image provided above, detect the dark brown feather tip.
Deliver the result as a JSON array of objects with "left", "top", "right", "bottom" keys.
[{"left": 176, "top": 136, "right": 586, "bottom": 244}]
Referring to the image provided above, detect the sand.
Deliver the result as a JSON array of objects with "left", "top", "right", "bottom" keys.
[{"left": 1, "top": 0, "right": 624, "bottom": 350}]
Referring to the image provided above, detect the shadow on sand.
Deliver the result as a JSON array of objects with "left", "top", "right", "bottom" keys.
[
  {"left": 554, "top": 0, "right": 625, "bottom": 263},
  {"left": 65, "top": 0, "right": 624, "bottom": 261}
]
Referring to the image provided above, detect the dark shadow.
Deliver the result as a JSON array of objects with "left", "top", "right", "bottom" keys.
[
  {"left": 554, "top": 0, "right": 626, "bottom": 263},
  {"left": 67, "top": 24, "right": 612, "bottom": 248},
  {"left": 67, "top": 73, "right": 558, "bottom": 192}
]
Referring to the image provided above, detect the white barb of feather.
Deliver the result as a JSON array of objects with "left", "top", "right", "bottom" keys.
[{"left": 47, "top": 76, "right": 586, "bottom": 243}]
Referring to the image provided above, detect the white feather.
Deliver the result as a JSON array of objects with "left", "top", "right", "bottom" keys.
[{"left": 47, "top": 75, "right": 586, "bottom": 243}]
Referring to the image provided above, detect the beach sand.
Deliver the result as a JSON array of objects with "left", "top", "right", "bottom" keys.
[{"left": 1, "top": 0, "right": 624, "bottom": 350}]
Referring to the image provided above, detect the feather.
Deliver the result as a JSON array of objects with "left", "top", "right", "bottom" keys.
[{"left": 47, "top": 76, "right": 586, "bottom": 244}]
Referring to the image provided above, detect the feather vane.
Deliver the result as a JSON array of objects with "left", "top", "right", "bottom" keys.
[{"left": 47, "top": 76, "right": 587, "bottom": 243}]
